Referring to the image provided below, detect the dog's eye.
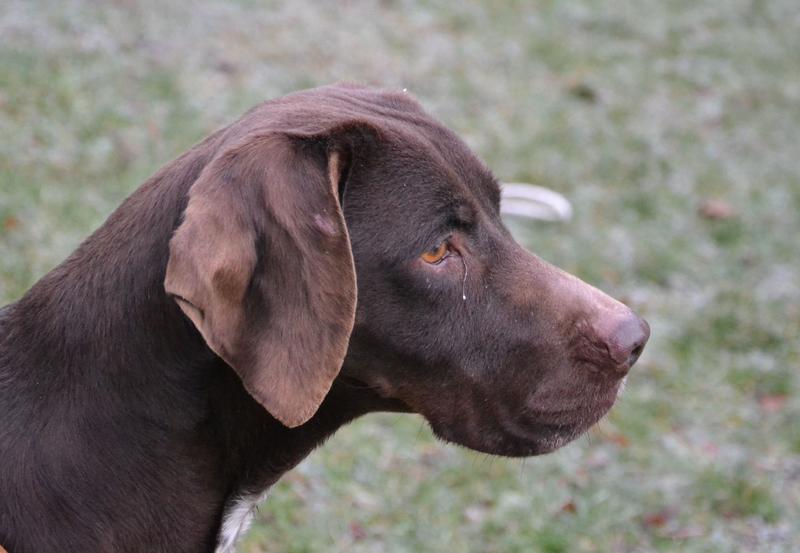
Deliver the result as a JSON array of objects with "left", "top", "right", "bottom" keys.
[{"left": 421, "top": 241, "right": 449, "bottom": 264}]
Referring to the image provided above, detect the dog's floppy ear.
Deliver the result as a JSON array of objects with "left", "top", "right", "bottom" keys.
[{"left": 165, "top": 130, "right": 361, "bottom": 427}]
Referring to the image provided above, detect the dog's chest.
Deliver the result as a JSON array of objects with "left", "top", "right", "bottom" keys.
[{"left": 215, "top": 490, "right": 270, "bottom": 553}]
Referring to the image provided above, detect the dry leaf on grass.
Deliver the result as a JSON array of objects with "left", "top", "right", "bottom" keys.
[{"left": 699, "top": 199, "right": 736, "bottom": 220}]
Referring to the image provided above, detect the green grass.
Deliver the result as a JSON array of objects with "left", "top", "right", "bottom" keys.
[{"left": 2, "top": 1, "right": 799, "bottom": 551}]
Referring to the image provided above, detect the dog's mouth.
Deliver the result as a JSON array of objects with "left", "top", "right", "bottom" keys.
[{"left": 340, "top": 360, "right": 624, "bottom": 458}]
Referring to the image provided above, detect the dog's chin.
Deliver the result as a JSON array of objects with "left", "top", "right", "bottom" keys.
[
  {"left": 430, "top": 424, "right": 584, "bottom": 458},
  {"left": 427, "top": 389, "right": 620, "bottom": 458}
]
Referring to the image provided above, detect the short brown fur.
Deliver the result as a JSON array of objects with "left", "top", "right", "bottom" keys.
[{"left": 0, "top": 84, "right": 647, "bottom": 552}]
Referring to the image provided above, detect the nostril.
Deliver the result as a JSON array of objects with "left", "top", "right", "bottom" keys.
[
  {"left": 627, "top": 342, "right": 644, "bottom": 367},
  {"left": 619, "top": 317, "right": 649, "bottom": 370}
]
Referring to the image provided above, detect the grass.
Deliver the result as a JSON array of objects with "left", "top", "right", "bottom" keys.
[{"left": 2, "top": 0, "right": 799, "bottom": 551}]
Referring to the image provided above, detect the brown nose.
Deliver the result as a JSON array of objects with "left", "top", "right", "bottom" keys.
[{"left": 593, "top": 310, "right": 650, "bottom": 375}]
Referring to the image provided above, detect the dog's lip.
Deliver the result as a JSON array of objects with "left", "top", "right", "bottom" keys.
[
  {"left": 503, "top": 388, "right": 620, "bottom": 453},
  {"left": 454, "top": 384, "right": 622, "bottom": 457}
]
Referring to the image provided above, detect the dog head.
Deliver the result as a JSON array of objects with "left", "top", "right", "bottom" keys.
[{"left": 165, "top": 83, "right": 649, "bottom": 456}]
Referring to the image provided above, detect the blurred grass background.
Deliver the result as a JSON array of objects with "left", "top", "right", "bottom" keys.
[{"left": 1, "top": 1, "right": 799, "bottom": 551}]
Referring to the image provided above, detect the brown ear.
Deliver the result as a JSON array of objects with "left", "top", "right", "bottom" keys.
[{"left": 165, "top": 133, "right": 356, "bottom": 427}]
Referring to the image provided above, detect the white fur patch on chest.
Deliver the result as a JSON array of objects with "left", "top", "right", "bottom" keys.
[{"left": 215, "top": 490, "right": 270, "bottom": 553}]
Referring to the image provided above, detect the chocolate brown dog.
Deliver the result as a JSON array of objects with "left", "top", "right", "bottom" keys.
[{"left": 0, "top": 84, "right": 648, "bottom": 552}]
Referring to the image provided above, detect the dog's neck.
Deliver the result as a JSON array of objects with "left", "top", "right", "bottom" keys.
[{"left": 6, "top": 147, "right": 211, "bottom": 384}]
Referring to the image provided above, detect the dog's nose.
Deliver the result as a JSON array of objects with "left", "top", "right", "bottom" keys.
[{"left": 593, "top": 310, "right": 650, "bottom": 375}]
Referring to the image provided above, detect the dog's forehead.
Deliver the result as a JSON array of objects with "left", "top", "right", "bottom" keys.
[{"left": 390, "top": 122, "right": 501, "bottom": 218}]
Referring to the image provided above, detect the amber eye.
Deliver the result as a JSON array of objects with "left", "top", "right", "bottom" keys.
[{"left": 421, "top": 241, "right": 449, "bottom": 264}]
